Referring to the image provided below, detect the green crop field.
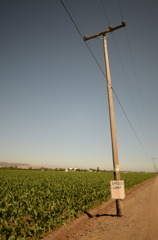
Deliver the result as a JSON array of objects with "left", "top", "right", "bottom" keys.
[{"left": 0, "top": 169, "right": 155, "bottom": 239}]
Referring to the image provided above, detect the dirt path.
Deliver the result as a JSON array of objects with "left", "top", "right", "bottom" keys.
[{"left": 43, "top": 175, "right": 158, "bottom": 240}]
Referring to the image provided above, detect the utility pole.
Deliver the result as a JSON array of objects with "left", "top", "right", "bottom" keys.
[
  {"left": 152, "top": 157, "right": 157, "bottom": 173},
  {"left": 84, "top": 21, "right": 126, "bottom": 217}
]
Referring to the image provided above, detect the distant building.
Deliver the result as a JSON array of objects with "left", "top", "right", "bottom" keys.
[{"left": 65, "top": 168, "right": 77, "bottom": 172}]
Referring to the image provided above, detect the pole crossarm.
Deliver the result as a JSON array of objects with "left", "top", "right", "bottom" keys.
[{"left": 83, "top": 20, "right": 126, "bottom": 41}]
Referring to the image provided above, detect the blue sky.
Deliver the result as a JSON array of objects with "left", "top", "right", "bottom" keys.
[{"left": 1, "top": 0, "right": 158, "bottom": 171}]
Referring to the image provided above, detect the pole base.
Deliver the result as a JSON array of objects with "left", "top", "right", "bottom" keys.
[{"left": 116, "top": 199, "right": 124, "bottom": 217}]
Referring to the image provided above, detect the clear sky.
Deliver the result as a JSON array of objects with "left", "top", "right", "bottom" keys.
[{"left": 1, "top": 0, "right": 158, "bottom": 172}]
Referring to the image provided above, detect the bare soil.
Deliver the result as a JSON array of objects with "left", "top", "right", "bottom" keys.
[{"left": 43, "top": 175, "right": 158, "bottom": 240}]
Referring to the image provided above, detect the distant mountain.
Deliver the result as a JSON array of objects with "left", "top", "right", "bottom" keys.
[{"left": 0, "top": 162, "right": 43, "bottom": 169}]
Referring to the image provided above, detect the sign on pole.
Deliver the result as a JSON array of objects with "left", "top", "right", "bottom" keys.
[{"left": 110, "top": 180, "right": 125, "bottom": 199}]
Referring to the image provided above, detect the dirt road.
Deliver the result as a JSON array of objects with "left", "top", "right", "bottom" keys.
[{"left": 43, "top": 175, "right": 158, "bottom": 240}]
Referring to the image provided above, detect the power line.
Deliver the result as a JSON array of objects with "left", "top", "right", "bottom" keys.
[
  {"left": 98, "top": 1, "right": 149, "bottom": 157},
  {"left": 113, "top": 92, "right": 149, "bottom": 157},
  {"left": 60, "top": 0, "right": 105, "bottom": 81},
  {"left": 60, "top": 0, "right": 83, "bottom": 39},
  {"left": 116, "top": 0, "right": 149, "bottom": 156},
  {"left": 117, "top": 0, "right": 148, "bottom": 126},
  {"left": 60, "top": 0, "right": 149, "bottom": 158},
  {"left": 99, "top": 0, "right": 111, "bottom": 25},
  {"left": 124, "top": 27, "right": 146, "bottom": 118},
  {"left": 118, "top": 0, "right": 124, "bottom": 20}
]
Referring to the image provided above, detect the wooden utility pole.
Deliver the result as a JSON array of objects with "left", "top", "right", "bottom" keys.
[
  {"left": 152, "top": 157, "right": 157, "bottom": 173},
  {"left": 84, "top": 21, "right": 126, "bottom": 217}
]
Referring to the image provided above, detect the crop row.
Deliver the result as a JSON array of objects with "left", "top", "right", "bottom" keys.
[{"left": 0, "top": 170, "right": 155, "bottom": 239}]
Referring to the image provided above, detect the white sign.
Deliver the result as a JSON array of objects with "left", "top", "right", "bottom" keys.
[{"left": 110, "top": 180, "right": 125, "bottom": 199}]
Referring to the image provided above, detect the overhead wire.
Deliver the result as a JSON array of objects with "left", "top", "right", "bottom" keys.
[
  {"left": 117, "top": 0, "right": 149, "bottom": 157},
  {"left": 60, "top": 0, "right": 105, "bottom": 77},
  {"left": 99, "top": 0, "right": 149, "bottom": 158},
  {"left": 60, "top": 0, "right": 149, "bottom": 158},
  {"left": 60, "top": 0, "right": 117, "bottom": 93},
  {"left": 118, "top": 0, "right": 124, "bottom": 20},
  {"left": 117, "top": 0, "right": 148, "bottom": 125},
  {"left": 113, "top": 92, "right": 149, "bottom": 157},
  {"left": 124, "top": 27, "right": 147, "bottom": 122},
  {"left": 99, "top": 0, "right": 111, "bottom": 25}
]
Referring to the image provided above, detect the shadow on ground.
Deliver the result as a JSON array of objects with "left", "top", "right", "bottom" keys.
[{"left": 84, "top": 211, "right": 117, "bottom": 218}]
